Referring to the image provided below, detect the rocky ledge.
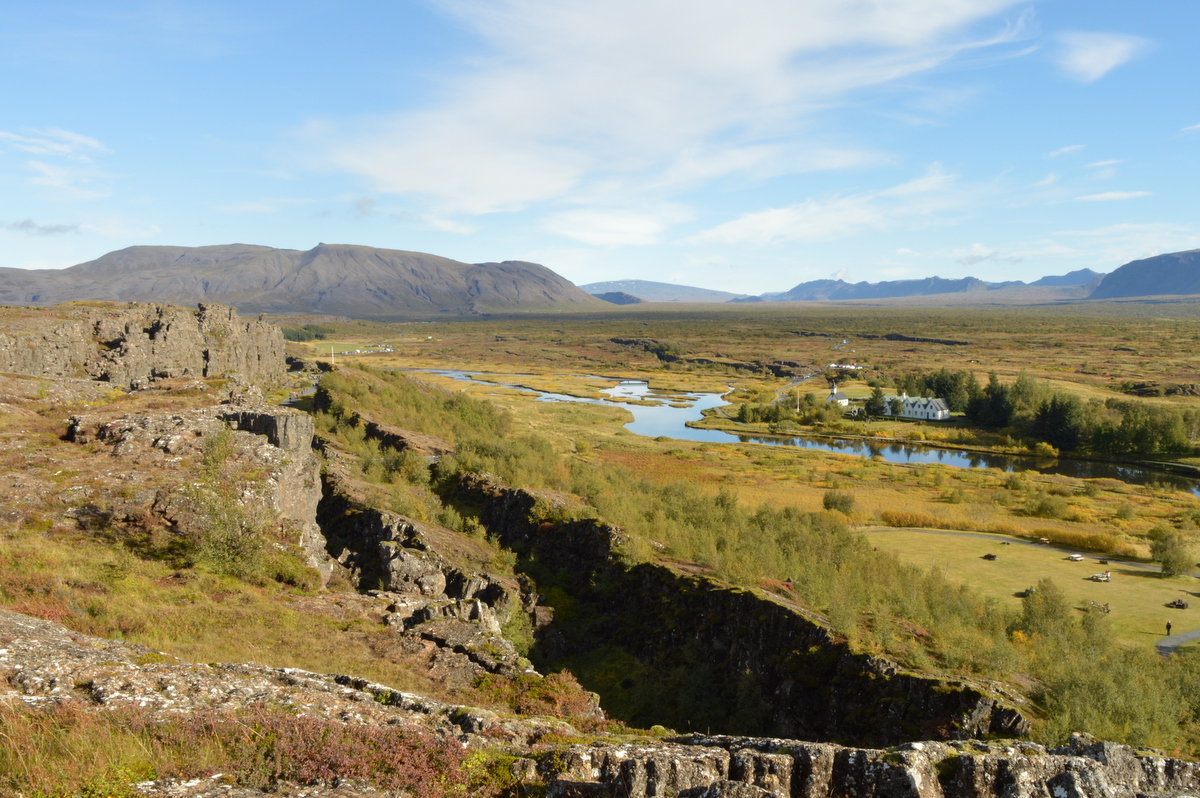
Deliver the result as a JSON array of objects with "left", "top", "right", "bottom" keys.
[
  {"left": 0, "top": 301, "right": 285, "bottom": 386},
  {"left": 3, "top": 609, "right": 1196, "bottom": 798}
]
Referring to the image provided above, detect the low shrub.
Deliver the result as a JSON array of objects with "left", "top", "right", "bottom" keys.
[
  {"left": 880, "top": 510, "right": 957, "bottom": 530},
  {"left": 0, "top": 703, "right": 467, "bottom": 797},
  {"left": 822, "top": 490, "right": 855, "bottom": 514}
]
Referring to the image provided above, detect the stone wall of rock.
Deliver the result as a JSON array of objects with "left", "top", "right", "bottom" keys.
[
  {"left": 543, "top": 734, "right": 1199, "bottom": 798},
  {"left": 0, "top": 301, "right": 285, "bottom": 386},
  {"left": 453, "top": 473, "right": 1029, "bottom": 747}
]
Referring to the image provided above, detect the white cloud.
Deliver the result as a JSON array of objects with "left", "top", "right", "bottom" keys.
[
  {"left": 1087, "top": 160, "right": 1122, "bottom": 167},
  {"left": 1034, "top": 172, "right": 1058, "bottom": 186},
  {"left": 896, "top": 248, "right": 920, "bottom": 256},
  {"left": 1056, "top": 32, "right": 1150, "bottom": 83},
  {"left": 1183, "top": 123, "right": 1200, "bottom": 133},
  {"left": 419, "top": 214, "right": 477, "bottom": 234},
  {"left": 1046, "top": 144, "right": 1084, "bottom": 158},
  {"left": 1036, "top": 223, "right": 1200, "bottom": 268},
  {"left": 0, "top": 128, "right": 109, "bottom": 161},
  {"left": 1075, "top": 191, "right": 1151, "bottom": 202},
  {"left": 305, "top": 0, "right": 1029, "bottom": 215},
  {"left": 27, "top": 160, "right": 111, "bottom": 200},
  {"left": 693, "top": 165, "right": 960, "bottom": 245},
  {"left": 955, "top": 243, "right": 996, "bottom": 265},
  {"left": 544, "top": 207, "right": 691, "bottom": 246}
]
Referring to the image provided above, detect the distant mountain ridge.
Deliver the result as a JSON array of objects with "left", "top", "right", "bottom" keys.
[
  {"left": 0, "top": 243, "right": 603, "bottom": 317},
  {"left": 1087, "top": 250, "right": 1200, "bottom": 299},
  {"left": 579, "top": 279, "right": 747, "bottom": 303}
]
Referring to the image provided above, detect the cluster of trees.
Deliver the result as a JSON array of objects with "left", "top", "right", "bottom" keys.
[
  {"left": 282, "top": 323, "right": 337, "bottom": 342},
  {"left": 897, "top": 368, "right": 1200, "bottom": 457}
]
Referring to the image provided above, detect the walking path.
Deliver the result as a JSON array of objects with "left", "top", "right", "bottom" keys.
[{"left": 1156, "top": 629, "right": 1200, "bottom": 656}]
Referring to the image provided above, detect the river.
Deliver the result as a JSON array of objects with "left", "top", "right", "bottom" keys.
[{"left": 411, "top": 370, "right": 1200, "bottom": 494}]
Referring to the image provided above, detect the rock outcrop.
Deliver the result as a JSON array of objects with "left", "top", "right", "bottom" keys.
[
  {"left": 314, "top": 440, "right": 563, "bottom": 693},
  {"left": 543, "top": 734, "right": 1200, "bottom": 798},
  {"left": 0, "top": 301, "right": 285, "bottom": 386}
]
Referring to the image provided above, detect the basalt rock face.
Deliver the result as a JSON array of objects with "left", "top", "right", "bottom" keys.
[
  {"left": 314, "top": 445, "right": 565, "bottom": 692},
  {"left": 0, "top": 301, "right": 285, "bottom": 386},
  {"left": 453, "top": 473, "right": 1029, "bottom": 747},
  {"left": 543, "top": 734, "right": 1200, "bottom": 798}
]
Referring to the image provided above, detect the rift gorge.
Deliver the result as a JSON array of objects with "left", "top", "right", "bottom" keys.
[{"left": 3, "top": 247, "right": 1200, "bottom": 796}]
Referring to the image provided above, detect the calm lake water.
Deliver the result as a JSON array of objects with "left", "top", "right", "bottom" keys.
[{"left": 412, "top": 370, "right": 1200, "bottom": 494}]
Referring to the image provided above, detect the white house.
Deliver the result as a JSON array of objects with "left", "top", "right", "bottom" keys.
[
  {"left": 883, "top": 392, "right": 951, "bottom": 421},
  {"left": 826, "top": 382, "right": 849, "bottom": 407}
]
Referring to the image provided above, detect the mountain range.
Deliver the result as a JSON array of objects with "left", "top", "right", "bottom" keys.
[
  {"left": 2, "top": 243, "right": 1198, "bottom": 318},
  {"left": 0, "top": 243, "right": 602, "bottom": 317}
]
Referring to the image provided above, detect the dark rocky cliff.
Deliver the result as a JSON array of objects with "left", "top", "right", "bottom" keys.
[
  {"left": 0, "top": 301, "right": 285, "bottom": 386},
  {"left": 452, "top": 474, "right": 1029, "bottom": 747}
]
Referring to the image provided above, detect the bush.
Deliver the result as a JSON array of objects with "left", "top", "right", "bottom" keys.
[
  {"left": 880, "top": 510, "right": 957, "bottom": 530},
  {"left": 822, "top": 490, "right": 855, "bottom": 514},
  {"left": 1026, "top": 494, "right": 1069, "bottom": 520}
]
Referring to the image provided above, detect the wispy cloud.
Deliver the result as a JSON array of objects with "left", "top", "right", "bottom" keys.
[
  {"left": 1046, "top": 144, "right": 1084, "bottom": 158},
  {"left": 419, "top": 215, "right": 476, "bottom": 235},
  {"left": 1075, "top": 191, "right": 1151, "bottom": 201},
  {"left": 0, "top": 128, "right": 109, "bottom": 162},
  {"left": 27, "top": 160, "right": 111, "bottom": 200},
  {"left": 1087, "top": 160, "right": 1122, "bottom": 168},
  {"left": 305, "top": 0, "right": 1030, "bottom": 215},
  {"left": 693, "top": 165, "right": 960, "bottom": 245},
  {"left": 1030, "top": 223, "right": 1200, "bottom": 268},
  {"left": 2, "top": 219, "right": 79, "bottom": 236},
  {"left": 1056, "top": 32, "right": 1150, "bottom": 83},
  {"left": 544, "top": 207, "right": 689, "bottom": 246},
  {"left": 952, "top": 243, "right": 1023, "bottom": 265},
  {"left": 1183, "top": 123, "right": 1200, "bottom": 133},
  {"left": 1034, "top": 172, "right": 1058, "bottom": 186}
]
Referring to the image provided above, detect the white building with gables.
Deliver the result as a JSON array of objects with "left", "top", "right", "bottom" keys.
[{"left": 883, "top": 393, "right": 951, "bottom": 421}]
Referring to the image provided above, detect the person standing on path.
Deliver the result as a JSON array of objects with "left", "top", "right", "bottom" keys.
[{"left": 1167, "top": 621, "right": 1173, "bottom": 636}]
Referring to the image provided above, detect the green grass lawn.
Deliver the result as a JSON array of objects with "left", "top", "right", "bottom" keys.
[{"left": 864, "top": 527, "right": 1198, "bottom": 648}]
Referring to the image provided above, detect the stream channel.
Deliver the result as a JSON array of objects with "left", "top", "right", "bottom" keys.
[{"left": 412, "top": 369, "right": 1200, "bottom": 495}]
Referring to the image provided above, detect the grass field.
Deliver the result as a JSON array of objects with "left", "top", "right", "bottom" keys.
[{"left": 865, "top": 527, "right": 1198, "bottom": 647}]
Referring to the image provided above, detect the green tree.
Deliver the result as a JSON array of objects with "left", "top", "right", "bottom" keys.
[
  {"left": 1151, "top": 532, "right": 1194, "bottom": 577},
  {"left": 888, "top": 397, "right": 904, "bottom": 418},
  {"left": 1033, "top": 394, "right": 1085, "bottom": 451},
  {"left": 864, "top": 386, "right": 886, "bottom": 418}
]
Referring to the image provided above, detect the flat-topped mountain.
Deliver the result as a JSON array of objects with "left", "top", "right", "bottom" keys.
[
  {"left": 579, "top": 279, "right": 747, "bottom": 303},
  {"left": 0, "top": 243, "right": 603, "bottom": 317},
  {"left": 1088, "top": 249, "right": 1200, "bottom": 299}
]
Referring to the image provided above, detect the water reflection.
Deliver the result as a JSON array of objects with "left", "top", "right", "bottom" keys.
[{"left": 409, "top": 369, "right": 1200, "bottom": 494}]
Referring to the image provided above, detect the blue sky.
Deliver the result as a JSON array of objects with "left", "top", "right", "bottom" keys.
[{"left": 2, "top": 1, "right": 1197, "bottom": 294}]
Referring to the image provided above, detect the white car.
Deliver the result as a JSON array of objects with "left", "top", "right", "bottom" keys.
[{"left": 1068, "top": 554, "right": 1085, "bottom": 562}]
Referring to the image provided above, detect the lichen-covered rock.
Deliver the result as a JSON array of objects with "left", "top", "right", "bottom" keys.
[
  {"left": 541, "top": 736, "right": 1200, "bottom": 798},
  {"left": 0, "top": 302, "right": 284, "bottom": 386}
]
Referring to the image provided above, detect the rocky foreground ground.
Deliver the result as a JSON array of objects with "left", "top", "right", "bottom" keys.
[{"left": 3, "top": 608, "right": 1199, "bottom": 798}]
